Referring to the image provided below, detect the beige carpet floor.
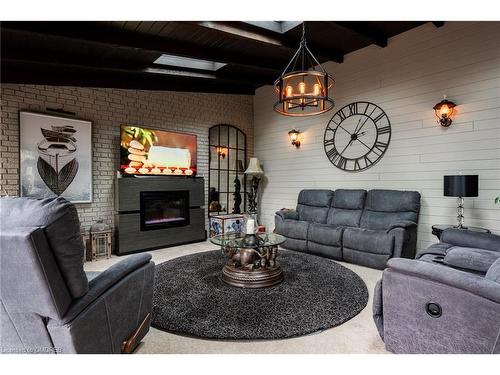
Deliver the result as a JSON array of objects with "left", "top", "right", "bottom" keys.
[{"left": 84, "top": 241, "right": 388, "bottom": 354}]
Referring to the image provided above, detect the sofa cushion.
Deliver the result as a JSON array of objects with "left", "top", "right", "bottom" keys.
[
  {"left": 275, "top": 219, "right": 309, "bottom": 240},
  {"left": 327, "top": 208, "right": 363, "bottom": 227},
  {"left": 327, "top": 189, "right": 366, "bottom": 227},
  {"left": 308, "top": 223, "right": 343, "bottom": 247},
  {"left": 486, "top": 258, "right": 500, "bottom": 283},
  {"left": 297, "top": 205, "right": 330, "bottom": 223},
  {"left": 360, "top": 190, "right": 420, "bottom": 231},
  {"left": 296, "top": 189, "right": 334, "bottom": 224},
  {"left": 297, "top": 189, "right": 334, "bottom": 207},
  {"left": 444, "top": 247, "right": 500, "bottom": 273},
  {"left": 0, "top": 197, "right": 88, "bottom": 299},
  {"left": 441, "top": 229, "right": 500, "bottom": 252},
  {"left": 364, "top": 189, "right": 420, "bottom": 213},
  {"left": 332, "top": 189, "right": 366, "bottom": 210},
  {"left": 343, "top": 227, "right": 394, "bottom": 256},
  {"left": 360, "top": 210, "right": 418, "bottom": 231}
]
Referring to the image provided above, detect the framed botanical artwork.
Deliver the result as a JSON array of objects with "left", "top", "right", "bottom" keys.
[{"left": 19, "top": 111, "right": 93, "bottom": 203}]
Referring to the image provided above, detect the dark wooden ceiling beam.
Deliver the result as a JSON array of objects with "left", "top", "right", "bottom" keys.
[
  {"left": 194, "top": 21, "right": 344, "bottom": 64},
  {"left": 329, "top": 21, "right": 388, "bottom": 48},
  {"left": 1, "top": 22, "right": 287, "bottom": 72},
  {"left": 432, "top": 21, "right": 445, "bottom": 28},
  {"left": 1, "top": 58, "right": 256, "bottom": 94},
  {"left": 193, "top": 21, "right": 284, "bottom": 46},
  {"left": 1, "top": 44, "right": 276, "bottom": 86}
]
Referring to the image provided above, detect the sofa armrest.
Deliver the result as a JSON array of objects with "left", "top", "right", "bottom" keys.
[
  {"left": 275, "top": 209, "right": 299, "bottom": 221},
  {"left": 57, "top": 253, "right": 153, "bottom": 324},
  {"left": 386, "top": 258, "right": 500, "bottom": 303},
  {"left": 385, "top": 220, "right": 417, "bottom": 233},
  {"left": 388, "top": 225, "right": 418, "bottom": 259},
  {"left": 441, "top": 229, "right": 500, "bottom": 252}
]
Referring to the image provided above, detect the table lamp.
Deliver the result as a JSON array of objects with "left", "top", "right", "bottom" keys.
[
  {"left": 444, "top": 175, "right": 478, "bottom": 228},
  {"left": 245, "top": 158, "right": 264, "bottom": 216}
]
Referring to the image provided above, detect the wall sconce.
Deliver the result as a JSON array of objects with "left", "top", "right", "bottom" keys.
[
  {"left": 433, "top": 96, "right": 456, "bottom": 127},
  {"left": 216, "top": 146, "right": 227, "bottom": 159},
  {"left": 288, "top": 129, "right": 301, "bottom": 148}
]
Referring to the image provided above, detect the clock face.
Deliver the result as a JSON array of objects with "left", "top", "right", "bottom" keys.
[{"left": 324, "top": 101, "right": 391, "bottom": 172}]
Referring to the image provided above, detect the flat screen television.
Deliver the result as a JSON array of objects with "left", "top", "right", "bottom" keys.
[{"left": 120, "top": 125, "right": 197, "bottom": 176}]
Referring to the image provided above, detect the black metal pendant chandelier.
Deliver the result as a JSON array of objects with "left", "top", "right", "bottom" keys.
[{"left": 273, "top": 22, "right": 335, "bottom": 117}]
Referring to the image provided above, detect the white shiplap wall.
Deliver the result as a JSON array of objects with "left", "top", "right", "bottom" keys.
[{"left": 253, "top": 21, "right": 500, "bottom": 252}]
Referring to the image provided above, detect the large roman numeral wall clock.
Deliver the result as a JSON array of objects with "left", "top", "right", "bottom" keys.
[{"left": 323, "top": 101, "right": 391, "bottom": 172}]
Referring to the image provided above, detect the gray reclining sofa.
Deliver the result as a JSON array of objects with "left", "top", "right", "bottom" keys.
[
  {"left": 373, "top": 229, "right": 500, "bottom": 353},
  {"left": 275, "top": 189, "right": 421, "bottom": 269},
  {"left": 0, "top": 197, "right": 154, "bottom": 354}
]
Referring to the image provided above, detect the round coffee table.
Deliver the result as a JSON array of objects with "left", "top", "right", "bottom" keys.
[{"left": 210, "top": 232, "right": 286, "bottom": 288}]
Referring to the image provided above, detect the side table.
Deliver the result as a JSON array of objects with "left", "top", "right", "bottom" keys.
[{"left": 431, "top": 225, "right": 491, "bottom": 240}]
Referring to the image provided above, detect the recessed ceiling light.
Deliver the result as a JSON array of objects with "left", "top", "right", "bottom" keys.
[
  {"left": 144, "top": 67, "right": 216, "bottom": 79},
  {"left": 153, "top": 54, "right": 226, "bottom": 71}
]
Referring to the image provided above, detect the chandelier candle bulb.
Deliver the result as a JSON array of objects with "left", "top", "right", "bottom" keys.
[
  {"left": 286, "top": 85, "right": 293, "bottom": 98},
  {"left": 299, "top": 82, "right": 306, "bottom": 95},
  {"left": 313, "top": 83, "right": 320, "bottom": 96}
]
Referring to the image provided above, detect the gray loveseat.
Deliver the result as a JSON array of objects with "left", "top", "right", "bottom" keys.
[
  {"left": 275, "top": 189, "right": 421, "bottom": 269},
  {"left": 373, "top": 229, "right": 500, "bottom": 353},
  {"left": 0, "top": 197, "right": 154, "bottom": 354}
]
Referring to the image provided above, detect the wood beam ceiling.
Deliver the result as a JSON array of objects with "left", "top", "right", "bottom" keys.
[
  {"left": 1, "top": 58, "right": 257, "bottom": 94},
  {"left": 193, "top": 21, "right": 345, "bottom": 64},
  {"left": 1, "top": 22, "right": 287, "bottom": 72},
  {"left": 330, "top": 22, "right": 388, "bottom": 48}
]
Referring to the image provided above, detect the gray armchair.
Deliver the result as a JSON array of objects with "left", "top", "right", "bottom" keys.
[
  {"left": 0, "top": 197, "right": 154, "bottom": 354},
  {"left": 373, "top": 229, "right": 500, "bottom": 353}
]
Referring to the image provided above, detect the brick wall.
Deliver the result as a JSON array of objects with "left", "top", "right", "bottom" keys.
[{"left": 0, "top": 84, "right": 254, "bottom": 230}]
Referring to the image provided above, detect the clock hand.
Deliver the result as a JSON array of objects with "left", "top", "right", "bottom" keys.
[
  {"left": 356, "top": 107, "right": 377, "bottom": 135},
  {"left": 356, "top": 138, "right": 372, "bottom": 150},
  {"left": 339, "top": 139, "right": 353, "bottom": 156},
  {"left": 355, "top": 116, "right": 372, "bottom": 135},
  {"left": 352, "top": 117, "right": 363, "bottom": 135},
  {"left": 338, "top": 124, "right": 352, "bottom": 136}
]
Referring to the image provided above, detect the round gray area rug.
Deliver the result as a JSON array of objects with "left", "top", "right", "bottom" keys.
[{"left": 152, "top": 249, "right": 368, "bottom": 340}]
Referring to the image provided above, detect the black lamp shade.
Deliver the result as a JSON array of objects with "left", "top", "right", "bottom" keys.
[{"left": 444, "top": 175, "right": 478, "bottom": 197}]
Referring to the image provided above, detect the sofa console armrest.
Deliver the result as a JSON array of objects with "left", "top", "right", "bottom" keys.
[
  {"left": 441, "top": 229, "right": 500, "bottom": 252},
  {"left": 386, "top": 220, "right": 417, "bottom": 233},
  {"left": 386, "top": 258, "right": 500, "bottom": 303},
  {"left": 275, "top": 209, "right": 299, "bottom": 221}
]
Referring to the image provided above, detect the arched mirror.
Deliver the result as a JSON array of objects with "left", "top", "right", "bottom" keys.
[{"left": 208, "top": 125, "right": 247, "bottom": 218}]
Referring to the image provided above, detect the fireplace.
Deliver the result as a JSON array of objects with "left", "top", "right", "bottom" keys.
[
  {"left": 140, "top": 190, "right": 190, "bottom": 231},
  {"left": 115, "top": 177, "right": 205, "bottom": 255}
]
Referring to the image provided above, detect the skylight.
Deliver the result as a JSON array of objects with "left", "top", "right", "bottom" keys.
[
  {"left": 242, "top": 21, "right": 302, "bottom": 34},
  {"left": 153, "top": 54, "right": 226, "bottom": 71},
  {"left": 144, "top": 67, "right": 216, "bottom": 79}
]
